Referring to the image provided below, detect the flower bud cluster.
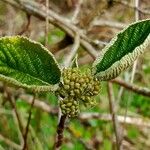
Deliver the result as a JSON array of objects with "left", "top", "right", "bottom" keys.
[
  {"left": 57, "top": 68, "right": 100, "bottom": 117},
  {"left": 59, "top": 98, "right": 79, "bottom": 117}
]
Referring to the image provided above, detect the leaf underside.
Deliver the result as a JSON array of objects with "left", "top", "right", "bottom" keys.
[
  {"left": 92, "top": 19, "right": 150, "bottom": 81},
  {"left": 0, "top": 36, "right": 61, "bottom": 91}
]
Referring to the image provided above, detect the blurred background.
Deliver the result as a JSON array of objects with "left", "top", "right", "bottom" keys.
[{"left": 0, "top": 0, "right": 150, "bottom": 149}]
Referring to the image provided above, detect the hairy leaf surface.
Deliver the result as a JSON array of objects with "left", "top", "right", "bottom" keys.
[
  {"left": 0, "top": 36, "right": 61, "bottom": 91},
  {"left": 92, "top": 19, "right": 150, "bottom": 81}
]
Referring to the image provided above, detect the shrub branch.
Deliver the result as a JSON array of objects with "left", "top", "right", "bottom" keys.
[{"left": 54, "top": 115, "right": 67, "bottom": 150}]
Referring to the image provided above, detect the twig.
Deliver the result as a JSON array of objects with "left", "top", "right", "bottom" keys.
[
  {"left": 19, "top": 94, "right": 58, "bottom": 114},
  {"left": 122, "top": 1, "right": 141, "bottom": 148},
  {"left": 131, "top": 0, "right": 140, "bottom": 84},
  {"left": 63, "top": 33, "right": 80, "bottom": 67},
  {"left": 45, "top": 0, "right": 49, "bottom": 46},
  {"left": 1, "top": 106, "right": 150, "bottom": 128},
  {"left": 54, "top": 115, "right": 67, "bottom": 150},
  {"left": 92, "top": 19, "right": 127, "bottom": 29},
  {"left": 18, "top": 13, "right": 31, "bottom": 35},
  {"left": 111, "top": 78, "right": 150, "bottom": 97},
  {"left": 71, "top": 0, "right": 82, "bottom": 23},
  {"left": 79, "top": 113, "right": 150, "bottom": 128},
  {"left": 22, "top": 94, "right": 36, "bottom": 150},
  {"left": 107, "top": 82, "right": 122, "bottom": 150},
  {"left": 0, "top": 133, "right": 22, "bottom": 150}
]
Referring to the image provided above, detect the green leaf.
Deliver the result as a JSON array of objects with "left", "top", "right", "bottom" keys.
[
  {"left": 0, "top": 36, "right": 61, "bottom": 92},
  {"left": 92, "top": 19, "right": 150, "bottom": 81}
]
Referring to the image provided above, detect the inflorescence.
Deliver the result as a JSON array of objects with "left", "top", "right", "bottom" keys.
[{"left": 56, "top": 68, "right": 100, "bottom": 117}]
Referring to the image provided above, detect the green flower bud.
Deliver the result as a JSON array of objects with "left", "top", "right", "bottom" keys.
[
  {"left": 93, "top": 91, "right": 99, "bottom": 95},
  {"left": 64, "top": 79, "right": 70, "bottom": 85},
  {"left": 64, "top": 85, "right": 70, "bottom": 90},
  {"left": 59, "top": 98, "right": 79, "bottom": 117},
  {"left": 70, "top": 90, "right": 75, "bottom": 96},
  {"left": 78, "top": 78, "right": 84, "bottom": 83},
  {"left": 82, "top": 83, "right": 87, "bottom": 88},
  {"left": 94, "top": 85, "right": 99, "bottom": 91},
  {"left": 66, "top": 102, "right": 72, "bottom": 107},
  {"left": 75, "top": 83, "right": 80, "bottom": 89},
  {"left": 85, "top": 78, "right": 89, "bottom": 83},
  {"left": 74, "top": 89, "right": 80, "bottom": 95},
  {"left": 58, "top": 68, "right": 101, "bottom": 116}
]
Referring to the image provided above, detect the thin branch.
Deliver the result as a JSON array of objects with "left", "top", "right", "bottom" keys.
[
  {"left": 131, "top": 0, "right": 140, "bottom": 84},
  {"left": 122, "top": 1, "right": 141, "bottom": 147},
  {"left": 92, "top": 19, "right": 127, "bottom": 29},
  {"left": 63, "top": 33, "right": 80, "bottom": 67},
  {"left": 79, "top": 113, "right": 150, "bottom": 128},
  {"left": 54, "top": 115, "right": 67, "bottom": 150},
  {"left": 71, "top": 0, "right": 82, "bottom": 23},
  {"left": 107, "top": 82, "right": 122, "bottom": 150},
  {"left": 111, "top": 78, "right": 150, "bottom": 97},
  {"left": 45, "top": 0, "right": 49, "bottom": 46},
  {"left": 0, "top": 133, "right": 22, "bottom": 150},
  {"left": 19, "top": 94, "right": 57, "bottom": 114},
  {"left": 1, "top": 106, "right": 150, "bottom": 128},
  {"left": 22, "top": 94, "right": 36, "bottom": 150},
  {"left": 135, "top": 0, "right": 140, "bottom": 21}
]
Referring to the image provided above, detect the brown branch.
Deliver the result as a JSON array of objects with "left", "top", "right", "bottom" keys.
[
  {"left": 107, "top": 82, "right": 122, "bottom": 150},
  {"left": 130, "top": 0, "right": 141, "bottom": 84},
  {"left": 0, "top": 84, "right": 150, "bottom": 127},
  {"left": 15, "top": 94, "right": 150, "bottom": 128},
  {"left": 1, "top": 85, "right": 150, "bottom": 129},
  {"left": 71, "top": 0, "right": 82, "bottom": 23},
  {"left": 1, "top": 105, "right": 150, "bottom": 128},
  {"left": 79, "top": 113, "right": 150, "bottom": 127},
  {"left": 22, "top": 94, "right": 36, "bottom": 150},
  {"left": 54, "top": 115, "right": 67, "bottom": 150},
  {"left": 111, "top": 79, "right": 150, "bottom": 97},
  {"left": 92, "top": 19, "right": 127, "bottom": 29},
  {"left": 19, "top": 94, "right": 58, "bottom": 114},
  {"left": 45, "top": 0, "right": 49, "bottom": 47}
]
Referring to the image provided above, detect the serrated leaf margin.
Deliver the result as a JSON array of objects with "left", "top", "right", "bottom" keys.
[
  {"left": 92, "top": 19, "right": 150, "bottom": 81},
  {"left": 0, "top": 36, "right": 61, "bottom": 92}
]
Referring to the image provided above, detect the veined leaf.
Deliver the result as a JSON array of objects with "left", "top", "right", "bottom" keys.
[
  {"left": 92, "top": 19, "right": 150, "bottom": 81},
  {"left": 0, "top": 36, "right": 61, "bottom": 92}
]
